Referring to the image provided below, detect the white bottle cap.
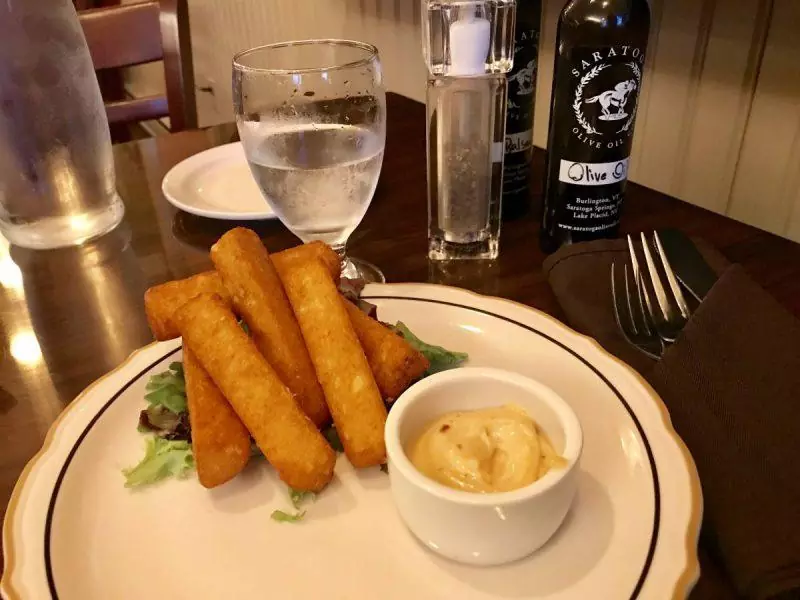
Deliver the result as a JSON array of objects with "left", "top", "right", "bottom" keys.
[{"left": 449, "top": 15, "right": 490, "bottom": 76}]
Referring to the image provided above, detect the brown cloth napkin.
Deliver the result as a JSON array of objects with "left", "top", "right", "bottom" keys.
[{"left": 543, "top": 239, "right": 800, "bottom": 600}]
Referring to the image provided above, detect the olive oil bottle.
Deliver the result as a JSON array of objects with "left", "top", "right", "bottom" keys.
[{"left": 540, "top": 0, "right": 650, "bottom": 253}]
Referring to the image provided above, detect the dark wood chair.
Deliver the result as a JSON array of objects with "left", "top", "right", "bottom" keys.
[{"left": 78, "top": 0, "right": 198, "bottom": 132}]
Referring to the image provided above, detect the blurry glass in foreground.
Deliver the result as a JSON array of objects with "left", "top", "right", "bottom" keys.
[
  {"left": 0, "top": 0, "right": 124, "bottom": 249},
  {"left": 233, "top": 40, "right": 387, "bottom": 283}
]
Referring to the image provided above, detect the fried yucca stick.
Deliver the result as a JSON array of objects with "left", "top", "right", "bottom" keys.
[
  {"left": 343, "top": 300, "right": 430, "bottom": 399},
  {"left": 174, "top": 293, "right": 335, "bottom": 492},
  {"left": 144, "top": 241, "right": 340, "bottom": 341},
  {"left": 183, "top": 349, "right": 251, "bottom": 489},
  {"left": 276, "top": 259, "right": 387, "bottom": 468},
  {"left": 145, "top": 271, "right": 231, "bottom": 340},
  {"left": 211, "top": 228, "right": 330, "bottom": 427},
  {"left": 272, "top": 241, "right": 341, "bottom": 285}
]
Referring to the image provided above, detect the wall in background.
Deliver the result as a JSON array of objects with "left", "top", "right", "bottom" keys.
[{"left": 126, "top": 0, "right": 800, "bottom": 242}]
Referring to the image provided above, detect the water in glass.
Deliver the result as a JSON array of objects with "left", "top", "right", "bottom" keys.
[
  {"left": 233, "top": 40, "right": 386, "bottom": 282},
  {"left": 243, "top": 123, "right": 384, "bottom": 247}
]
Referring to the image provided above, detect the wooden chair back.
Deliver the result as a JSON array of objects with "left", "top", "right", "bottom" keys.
[{"left": 78, "top": 0, "right": 197, "bottom": 131}]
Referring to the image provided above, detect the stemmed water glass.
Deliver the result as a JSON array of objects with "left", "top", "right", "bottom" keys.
[{"left": 233, "top": 39, "right": 387, "bottom": 283}]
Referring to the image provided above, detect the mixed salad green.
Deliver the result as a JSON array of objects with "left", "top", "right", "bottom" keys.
[
  {"left": 123, "top": 362, "right": 193, "bottom": 488},
  {"left": 272, "top": 488, "right": 317, "bottom": 522},
  {"left": 391, "top": 322, "right": 469, "bottom": 376},
  {"left": 123, "top": 437, "right": 193, "bottom": 488},
  {"left": 123, "top": 321, "right": 468, "bottom": 521}
]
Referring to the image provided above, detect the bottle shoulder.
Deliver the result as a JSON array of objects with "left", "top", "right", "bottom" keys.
[{"left": 561, "top": 0, "right": 650, "bottom": 33}]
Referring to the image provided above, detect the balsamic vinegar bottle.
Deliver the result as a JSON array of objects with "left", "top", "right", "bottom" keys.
[
  {"left": 540, "top": 0, "right": 650, "bottom": 253},
  {"left": 502, "top": 0, "right": 541, "bottom": 221}
]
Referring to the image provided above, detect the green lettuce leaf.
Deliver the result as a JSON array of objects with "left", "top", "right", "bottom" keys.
[
  {"left": 289, "top": 488, "right": 316, "bottom": 509},
  {"left": 271, "top": 487, "right": 315, "bottom": 523},
  {"left": 140, "top": 404, "right": 181, "bottom": 431},
  {"left": 394, "top": 322, "right": 469, "bottom": 375},
  {"left": 271, "top": 510, "right": 306, "bottom": 523},
  {"left": 323, "top": 425, "right": 344, "bottom": 452},
  {"left": 144, "top": 362, "right": 187, "bottom": 414},
  {"left": 239, "top": 319, "right": 250, "bottom": 336},
  {"left": 123, "top": 437, "right": 194, "bottom": 488}
]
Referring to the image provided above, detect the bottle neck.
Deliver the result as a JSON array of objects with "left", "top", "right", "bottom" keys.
[
  {"left": 561, "top": 0, "right": 650, "bottom": 38},
  {"left": 563, "top": 0, "right": 645, "bottom": 22}
]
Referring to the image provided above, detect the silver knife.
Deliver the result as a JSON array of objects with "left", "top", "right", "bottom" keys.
[{"left": 657, "top": 229, "right": 719, "bottom": 303}]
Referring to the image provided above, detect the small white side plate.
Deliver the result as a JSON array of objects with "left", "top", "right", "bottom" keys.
[{"left": 161, "top": 142, "right": 276, "bottom": 220}]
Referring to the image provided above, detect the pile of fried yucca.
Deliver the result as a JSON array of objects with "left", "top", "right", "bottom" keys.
[{"left": 143, "top": 227, "right": 429, "bottom": 492}]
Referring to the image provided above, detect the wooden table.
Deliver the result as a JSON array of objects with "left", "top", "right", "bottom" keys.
[{"left": 1, "top": 93, "right": 799, "bottom": 593}]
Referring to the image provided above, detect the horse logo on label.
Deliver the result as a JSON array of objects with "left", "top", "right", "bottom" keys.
[
  {"left": 584, "top": 80, "right": 637, "bottom": 121},
  {"left": 508, "top": 60, "right": 536, "bottom": 96}
]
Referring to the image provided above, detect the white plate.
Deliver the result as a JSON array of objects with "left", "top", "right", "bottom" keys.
[
  {"left": 1, "top": 284, "right": 702, "bottom": 600},
  {"left": 161, "top": 142, "right": 276, "bottom": 220}
]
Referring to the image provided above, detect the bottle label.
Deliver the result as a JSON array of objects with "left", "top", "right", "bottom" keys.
[
  {"left": 547, "top": 44, "right": 646, "bottom": 234},
  {"left": 569, "top": 45, "right": 645, "bottom": 155},
  {"left": 504, "top": 26, "right": 539, "bottom": 202},
  {"left": 506, "top": 130, "right": 532, "bottom": 154},
  {"left": 558, "top": 158, "right": 629, "bottom": 186},
  {"left": 556, "top": 191, "right": 624, "bottom": 233},
  {"left": 505, "top": 29, "right": 539, "bottom": 144}
]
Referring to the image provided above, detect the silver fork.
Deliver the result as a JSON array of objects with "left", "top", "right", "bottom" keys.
[
  {"left": 611, "top": 261, "right": 664, "bottom": 359},
  {"left": 631, "top": 232, "right": 691, "bottom": 343}
]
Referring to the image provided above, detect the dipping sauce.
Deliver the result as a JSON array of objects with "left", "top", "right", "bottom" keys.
[{"left": 408, "top": 405, "right": 565, "bottom": 493}]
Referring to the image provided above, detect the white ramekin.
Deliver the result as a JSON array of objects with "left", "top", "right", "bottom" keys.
[{"left": 385, "top": 367, "right": 583, "bottom": 566}]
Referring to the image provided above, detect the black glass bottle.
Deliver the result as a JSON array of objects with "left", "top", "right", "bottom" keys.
[
  {"left": 501, "top": 0, "right": 541, "bottom": 221},
  {"left": 540, "top": 0, "right": 650, "bottom": 253}
]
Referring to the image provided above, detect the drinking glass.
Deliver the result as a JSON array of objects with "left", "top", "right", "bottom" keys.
[
  {"left": 233, "top": 40, "right": 386, "bottom": 283},
  {"left": 0, "top": 0, "right": 124, "bottom": 249}
]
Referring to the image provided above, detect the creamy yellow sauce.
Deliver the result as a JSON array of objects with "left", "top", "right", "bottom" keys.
[{"left": 408, "top": 405, "right": 566, "bottom": 493}]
